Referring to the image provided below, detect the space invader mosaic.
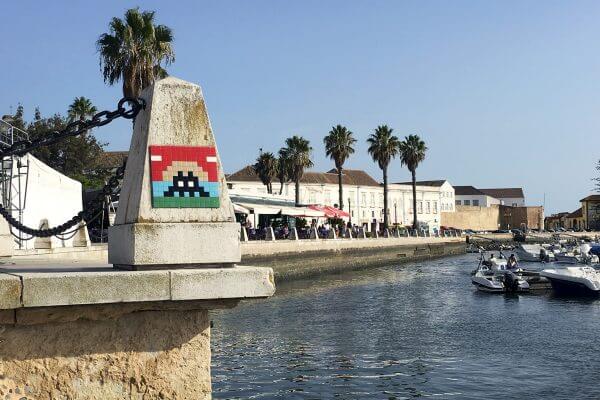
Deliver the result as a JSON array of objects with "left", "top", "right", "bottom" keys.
[{"left": 149, "top": 145, "right": 220, "bottom": 208}]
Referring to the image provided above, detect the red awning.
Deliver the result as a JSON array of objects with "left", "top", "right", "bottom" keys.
[{"left": 308, "top": 205, "right": 350, "bottom": 218}]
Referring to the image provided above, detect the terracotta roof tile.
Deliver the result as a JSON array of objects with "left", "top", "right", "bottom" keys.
[
  {"left": 227, "top": 166, "right": 380, "bottom": 186},
  {"left": 393, "top": 180, "right": 447, "bottom": 187},
  {"left": 454, "top": 186, "right": 486, "bottom": 196},
  {"left": 479, "top": 188, "right": 524, "bottom": 199}
]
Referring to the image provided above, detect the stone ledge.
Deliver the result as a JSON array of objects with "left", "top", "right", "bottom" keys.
[{"left": 0, "top": 264, "right": 275, "bottom": 310}]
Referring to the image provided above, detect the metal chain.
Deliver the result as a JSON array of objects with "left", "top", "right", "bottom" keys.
[
  {"left": 0, "top": 96, "right": 144, "bottom": 237},
  {"left": 0, "top": 97, "right": 145, "bottom": 158},
  {"left": 0, "top": 161, "right": 127, "bottom": 237}
]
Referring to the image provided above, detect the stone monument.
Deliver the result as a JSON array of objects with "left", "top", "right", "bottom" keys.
[{"left": 109, "top": 77, "right": 240, "bottom": 269}]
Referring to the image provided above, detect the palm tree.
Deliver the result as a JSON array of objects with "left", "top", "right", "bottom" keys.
[
  {"left": 324, "top": 125, "right": 356, "bottom": 210},
  {"left": 367, "top": 125, "right": 400, "bottom": 230},
  {"left": 97, "top": 8, "right": 175, "bottom": 98},
  {"left": 253, "top": 151, "right": 278, "bottom": 194},
  {"left": 282, "top": 136, "right": 313, "bottom": 206},
  {"left": 399, "top": 134, "right": 428, "bottom": 229},
  {"left": 68, "top": 97, "right": 97, "bottom": 122},
  {"left": 277, "top": 150, "right": 291, "bottom": 195}
]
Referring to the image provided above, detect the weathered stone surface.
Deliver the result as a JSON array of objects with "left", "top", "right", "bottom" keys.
[
  {"left": 0, "top": 274, "right": 21, "bottom": 309},
  {"left": 109, "top": 222, "right": 241, "bottom": 266},
  {"left": 109, "top": 76, "right": 240, "bottom": 268},
  {"left": 0, "top": 219, "right": 13, "bottom": 257},
  {"left": 0, "top": 308, "right": 212, "bottom": 400},
  {"left": 20, "top": 270, "right": 170, "bottom": 308},
  {"left": 171, "top": 266, "right": 275, "bottom": 301},
  {"left": 0, "top": 264, "right": 274, "bottom": 311},
  {"left": 115, "top": 77, "right": 235, "bottom": 226}
]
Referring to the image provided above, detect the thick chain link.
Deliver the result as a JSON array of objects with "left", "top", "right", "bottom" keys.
[
  {"left": 1, "top": 97, "right": 145, "bottom": 157},
  {"left": 0, "top": 161, "right": 127, "bottom": 237},
  {"left": 0, "top": 96, "right": 144, "bottom": 237}
]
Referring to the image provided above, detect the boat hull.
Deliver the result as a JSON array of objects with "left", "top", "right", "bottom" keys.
[{"left": 545, "top": 277, "right": 600, "bottom": 296}]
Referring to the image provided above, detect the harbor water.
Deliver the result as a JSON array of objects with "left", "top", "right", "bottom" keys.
[{"left": 211, "top": 254, "right": 600, "bottom": 399}]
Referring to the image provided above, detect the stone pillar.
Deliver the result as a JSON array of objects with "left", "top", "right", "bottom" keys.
[
  {"left": 0, "top": 219, "right": 12, "bottom": 257},
  {"left": 72, "top": 222, "right": 91, "bottom": 247},
  {"left": 309, "top": 227, "right": 318, "bottom": 240},
  {"left": 383, "top": 228, "right": 391, "bottom": 238},
  {"left": 289, "top": 227, "right": 299, "bottom": 240},
  {"left": 327, "top": 229, "right": 337, "bottom": 239},
  {"left": 358, "top": 228, "right": 367, "bottom": 239},
  {"left": 108, "top": 77, "right": 240, "bottom": 269},
  {"left": 240, "top": 226, "right": 249, "bottom": 242},
  {"left": 345, "top": 229, "right": 354, "bottom": 239},
  {"left": 265, "top": 227, "right": 276, "bottom": 241}
]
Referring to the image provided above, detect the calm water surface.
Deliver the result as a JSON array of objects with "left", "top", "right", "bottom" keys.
[{"left": 211, "top": 254, "right": 600, "bottom": 399}]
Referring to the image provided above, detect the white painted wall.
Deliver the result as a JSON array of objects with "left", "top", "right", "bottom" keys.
[
  {"left": 455, "top": 194, "right": 500, "bottom": 207},
  {"left": 10, "top": 154, "right": 84, "bottom": 249}
]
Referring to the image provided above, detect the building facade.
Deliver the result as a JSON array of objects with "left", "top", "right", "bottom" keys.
[
  {"left": 454, "top": 186, "right": 500, "bottom": 207},
  {"left": 581, "top": 195, "right": 600, "bottom": 230},
  {"left": 227, "top": 166, "right": 455, "bottom": 231}
]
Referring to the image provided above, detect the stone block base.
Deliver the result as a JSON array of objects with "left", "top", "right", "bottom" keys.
[
  {"left": 0, "top": 306, "right": 213, "bottom": 400},
  {"left": 108, "top": 222, "right": 241, "bottom": 268}
]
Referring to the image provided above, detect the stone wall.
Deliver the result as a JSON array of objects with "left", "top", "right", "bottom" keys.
[
  {"left": 442, "top": 205, "right": 544, "bottom": 231},
  {"left": 241, "top": 238, "right": 465, "bottom": 281},
  {"left": 0, "top": 304, "right": 213, "bottom": 400},
  {"left": 506, "top": 206, "right": 544, "bottom": 230},
  {"left": 441, "top": 205, "right": 501, "bottom": 230}
]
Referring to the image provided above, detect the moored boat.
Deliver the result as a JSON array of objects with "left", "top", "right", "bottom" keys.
[{"left": 540, "top": 266, "right": 600, "bottom": 296}]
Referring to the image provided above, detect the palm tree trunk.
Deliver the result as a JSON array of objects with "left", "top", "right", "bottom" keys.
[
  {"left": 411, "top": 169, "right": 418, "bottom": 229},
  {"left": 279, "top": 181, "right": 284, "bottom": 195},
  {"left": 295, "top": 180, "right": 300, "bottom": 206},
  {"left": 338, "top": 168, "right": 344, "bottom": 210},
  {"left": 383, "top": 166, "right": 389, "bottom": 230}
]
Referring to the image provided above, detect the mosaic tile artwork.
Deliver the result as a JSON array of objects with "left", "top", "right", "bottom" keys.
[{"left": 149, "top": 145, "right": 220, "bottom": 208}]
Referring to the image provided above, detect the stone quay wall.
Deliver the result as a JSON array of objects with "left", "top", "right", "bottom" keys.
[{"left": 241, "top": 237, "right": 466, "bottom": 282}]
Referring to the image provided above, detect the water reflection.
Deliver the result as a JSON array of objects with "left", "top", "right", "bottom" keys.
[{"left": 212, "top": 255, "right": 600, "bottom": 399}]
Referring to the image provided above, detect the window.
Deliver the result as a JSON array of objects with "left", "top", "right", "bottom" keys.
[
  {"left": 370, "top": 193, "right": 375, "bottom": 206},
  {"left": 361, "top": 193, "right": 366, "bottom": 206},
  {"left": 464, "top": 200, "right": 471, "bottom": 206},
  {"left": 426, "top": 201, "right": 431, "bottom": 214},
  {"left": 455, "top": 200, "right": 461, "bottom": 206},
  {"left": 433, "top": 201, "right": 438, "bottom": 214},
  {"left": 371, "top": 210, "right": 375, "bottom": 218},
  {"left": 351, "top": 211, "right": 354, "bottom": 217},
  {"left": 417, "top": 201, "right": 423, "bottom": 214},
  {"left": 324, "top": 190, "right": 331, "bottom": 205},
  {"left": 512, "top": 203, "right": 518, "bottom": 207},
  {"left": 473, "top": 200, "right": 480, "bottom": 206},
  {"left": 309, "top": 191, "right": 316, "bottom": 204}
]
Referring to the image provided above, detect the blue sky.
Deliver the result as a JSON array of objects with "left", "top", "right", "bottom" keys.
[{"left": 2, "top": 1, "right": 600, "bottom": 213}]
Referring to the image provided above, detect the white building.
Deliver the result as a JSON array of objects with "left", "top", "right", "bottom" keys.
[
  {"left": 454, "top": 186, "right": 500, "bottom": 207},
  {"left": 226, "top": 167, "right": 455, "bottom": 232},
  {"left": 454, "top": 186, "right": 525, "bottom": 207},
  {"left": 479, "top": 188, "right": 525, "bottom": 207}
]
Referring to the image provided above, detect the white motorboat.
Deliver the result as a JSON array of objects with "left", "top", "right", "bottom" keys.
[
  {"left": 554, "top": 243, "right": 599, "bottom": 265},
  {"left": 540, "top": 266, "right": 600, "bottom": 296},
  {"left": 514, "top": 244, "right": 554, "bottom": 262},
  {"left": 471, "top": 253, "right": 529, "bottom": 293}
]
